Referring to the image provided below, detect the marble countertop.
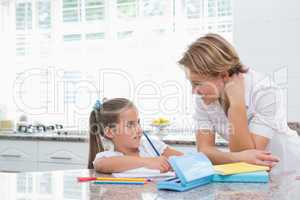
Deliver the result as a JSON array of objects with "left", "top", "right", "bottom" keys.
[
  {"left": 1, "top": 169, "right": 299, "bottom": 200},
  {"left": 0, "top": 132, "right": 88, "bottom": 142},
  {"left": 0, "top": 132, "right": 228, "bottom": 146}
]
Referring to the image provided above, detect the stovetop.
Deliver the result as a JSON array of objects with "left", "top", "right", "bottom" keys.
[{"left": 17, "top": 124, "right": 69, "bottom": 135}]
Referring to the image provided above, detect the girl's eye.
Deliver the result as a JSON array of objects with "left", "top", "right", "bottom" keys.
[
  {"left": 126, "top": 124, "right": 133, "bottom": 128},
  {"left": 126, "top": 121, "right": 140, "bottom": 128},
  {"left": 126, "top": 122, "right": 134, "bottom": 128}
]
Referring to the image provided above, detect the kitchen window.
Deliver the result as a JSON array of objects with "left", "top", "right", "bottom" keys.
[{"left": 0, "top": 0, "right": 233, "bottom": 132}]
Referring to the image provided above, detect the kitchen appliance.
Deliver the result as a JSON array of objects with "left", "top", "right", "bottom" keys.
[{"left": 17, "top": 123, "right": 68, "bottom": 135}]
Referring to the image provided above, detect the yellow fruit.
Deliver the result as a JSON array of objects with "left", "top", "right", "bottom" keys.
[{"left": 152, "top": 117, "right": 170, "bottom": 125}]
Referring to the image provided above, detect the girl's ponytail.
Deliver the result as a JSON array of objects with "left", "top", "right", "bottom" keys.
[{"left": 87, "top": 110, "right": 104, "bottom": 169}]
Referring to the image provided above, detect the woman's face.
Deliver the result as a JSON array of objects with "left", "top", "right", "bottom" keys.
[
  {"left": 186, "top": 71, "right": 225, "bottom": 105},
  {"left": 111, "top": 107, "right": 143, "bottom": 150}
]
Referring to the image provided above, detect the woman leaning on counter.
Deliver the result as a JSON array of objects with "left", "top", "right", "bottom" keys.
[{"left": 178, "top": 33, "right": 300, "bottom": 174}]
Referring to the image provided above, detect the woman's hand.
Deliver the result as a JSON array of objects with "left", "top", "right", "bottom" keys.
[
  {"left": 142, "top": 156, "right": 171, "bottom": 173},
  {"left": 224, "top": 73, "right": 246, "bottom": 107},
  {"left": 232, "top": 149, "right": 280, "bottom": 168}
]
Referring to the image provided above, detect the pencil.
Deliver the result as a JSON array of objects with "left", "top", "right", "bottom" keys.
[
  {"left": 143, "top": 131, "right": 160, "bottom": 156},
  {"left": 94, "top": 181, "right": 145, "bottom": 185}
]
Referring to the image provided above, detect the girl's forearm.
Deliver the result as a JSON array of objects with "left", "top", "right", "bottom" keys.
[
  {"left": 94, "top": 156, "right": 147, "bottom": 173},
  {"left": 228, "top": 104, "right": 255, "bottom": 151}
]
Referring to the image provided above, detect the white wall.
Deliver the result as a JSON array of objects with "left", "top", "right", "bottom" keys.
[{"left": 233, "top": 0, "right": 300, "bottom": 121}]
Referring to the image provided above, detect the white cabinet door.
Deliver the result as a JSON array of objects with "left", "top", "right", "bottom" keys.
[
  {"left": 0, "top": 139, "right": 88, "bottom": 172},
  {"left": 38, "top": 141, "right": 88, "bottom": 165},
  {"left": 0, "top": 140, "right": 38, "bottom": 162}
]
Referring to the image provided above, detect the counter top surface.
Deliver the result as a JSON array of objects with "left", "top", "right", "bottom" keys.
[
  {"left": 0, "top": 131, "right": 228, "bottom": 146},
  {"left": 1, "top": 169, "right": 299, "bottom": 200},
  {"left": 0, "top": 132, "right": 88, "bottom": 142}
]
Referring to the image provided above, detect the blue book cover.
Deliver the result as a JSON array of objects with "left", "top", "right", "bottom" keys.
[
  {"left": 168, "top": 152, "right": 215, "bottom": 185},
  {"left": 157, "top": 152, "right": 215, "bottom": 191}
]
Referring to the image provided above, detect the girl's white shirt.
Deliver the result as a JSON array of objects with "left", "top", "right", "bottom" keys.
[{"left": 193, "top": 69, "right": 300, "bottom": 174}]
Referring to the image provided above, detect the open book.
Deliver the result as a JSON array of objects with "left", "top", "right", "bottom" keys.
[{"left": 112, "top": 167, "right": 175, "bottom": 179}]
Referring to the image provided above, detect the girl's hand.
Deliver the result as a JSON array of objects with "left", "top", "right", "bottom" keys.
[
  {"left": 233, "top": 149, "right": 280, "bottom": 168},
  {"left": 224, "top": 73, "right": 246, "bottom": 107},
  {"left": 143, "top": 156, "right": 171, "bottom": 173}
]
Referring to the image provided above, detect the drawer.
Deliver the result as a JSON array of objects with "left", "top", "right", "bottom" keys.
[
  {"left": 0, "top": 140, "right": 38, "bottom": 162},
  {"left": 38, "top": 141, "right": 88, "bottom": 164},
  {"left": 0, "top": 160, "right": 37, "bottom": 172}
]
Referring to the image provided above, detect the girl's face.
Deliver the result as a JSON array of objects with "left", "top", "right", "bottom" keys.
[
  {"left": 187, "top": 71, "right": 225, "bottom": 105},
  {"left": 110, "top": 107, "right": 143, "bottom": 150}
]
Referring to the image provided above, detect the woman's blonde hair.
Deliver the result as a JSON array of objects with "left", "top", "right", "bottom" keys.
[{"left": 178, "top": 33, "right": 248, "bottom": 76}]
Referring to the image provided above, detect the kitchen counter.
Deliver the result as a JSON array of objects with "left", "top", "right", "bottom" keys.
[
  {"left": 0, "top": 132, "right": 88, "bottom": 142},
  {"left": 0, "top": 132, "right": 228, "bottom": 147},
  {"left": 1, "top": 121, "right": 299, "bottom": 145},
  {"left": 1, "top": 169, "right": 299, "bottom": 200}
]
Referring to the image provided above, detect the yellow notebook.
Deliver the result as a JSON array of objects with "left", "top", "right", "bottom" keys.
[{"left": 213, "top": 162, "right": 269, "bottom": 175}]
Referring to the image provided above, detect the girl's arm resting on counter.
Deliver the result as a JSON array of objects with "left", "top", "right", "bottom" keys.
[
  {"left": 94, "top": 156, "right": 148, "bottom": 173},
  {"left": 94, "top": 155, "right": 171, "bottom": 173}
]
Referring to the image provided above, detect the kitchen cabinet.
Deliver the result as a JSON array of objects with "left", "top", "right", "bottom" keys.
[
  {"left": 0, "top": 140, "right": 38, "bottom": 162},
  {"left": 37, "top": 141, "right": 87, "bottom": 171},
  {"left": 0, "top": 140, "right": 38, "bottom": 172},
  {"left": 0, "top": 139, "right": 88, "bottom": 172},
  {"left": 38, "top": 141, "right": 87, "bottom": 164}
]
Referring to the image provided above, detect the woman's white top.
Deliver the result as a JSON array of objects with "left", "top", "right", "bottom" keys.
[
  {"left": 193, "top": 69, "right": 300, "bottom": 174},
  {"left": 93, "top": 136, "right": 167, "bottom": 167}
]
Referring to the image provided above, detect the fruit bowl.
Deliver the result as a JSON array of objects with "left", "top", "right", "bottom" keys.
[{"left": 151, "top": 117, "right": 170, "bottom": 130}]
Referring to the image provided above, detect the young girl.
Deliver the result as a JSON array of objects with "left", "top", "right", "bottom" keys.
[
  {"left": 178, "top": 33, "right": 300, "bottom": 174},
  {"left": 88, "top": 98, "right": 183, "bottom": 173}
]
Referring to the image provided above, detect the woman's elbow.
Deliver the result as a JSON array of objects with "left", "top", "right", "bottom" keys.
[{"left": 197, "top": 144, "right": 211, "bottom": 154}]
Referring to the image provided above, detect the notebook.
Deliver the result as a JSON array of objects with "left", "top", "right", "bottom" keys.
[
  {"left": 112, "top": 167, "right": 175, "bottom": 179},
  {"left": 213, "top": 162, "right": 269, "bottom": 175},
  {"left": 157, "top": 153, "right": 269, "bottom": 192},
  {"left": 212, "top": 171, "right": 269, "bottom": 183}
]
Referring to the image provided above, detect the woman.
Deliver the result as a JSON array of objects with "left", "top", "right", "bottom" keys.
[{"left": 178, "top": 33, "right": 300, "bottom": 174}]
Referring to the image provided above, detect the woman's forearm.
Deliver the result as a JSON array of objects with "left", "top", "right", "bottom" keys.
[
  {"left": 228, "top": 104, "right": 255, "bottom": 151},
  {"left": 162, "top": 147, "right": 184, "bottom": 157},
  {"left": 198, "top": 145, "right": 237, "bottom": 164}
]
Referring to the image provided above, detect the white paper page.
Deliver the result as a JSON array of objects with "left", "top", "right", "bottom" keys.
[{"left": 112, "top": 167, "right": 175, "bottom": 178}]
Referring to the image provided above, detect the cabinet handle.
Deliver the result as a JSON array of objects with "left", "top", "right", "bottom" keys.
[
  {"left": 1, "top": 170, "right": 20, "bottom": 173},
  {"left": 50, "top": 156, "right": 72, "bottom": 160},
  {"left": 0, "top": 154, "right": 21, "bottom": 158}
]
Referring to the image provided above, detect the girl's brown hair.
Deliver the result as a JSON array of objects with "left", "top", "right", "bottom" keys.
[
  {"left": 88, "top": 98, "right": 135, "bottom": 169},
  {"left": 178, "top": 33, "right": 248, "bottom": 76}
]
